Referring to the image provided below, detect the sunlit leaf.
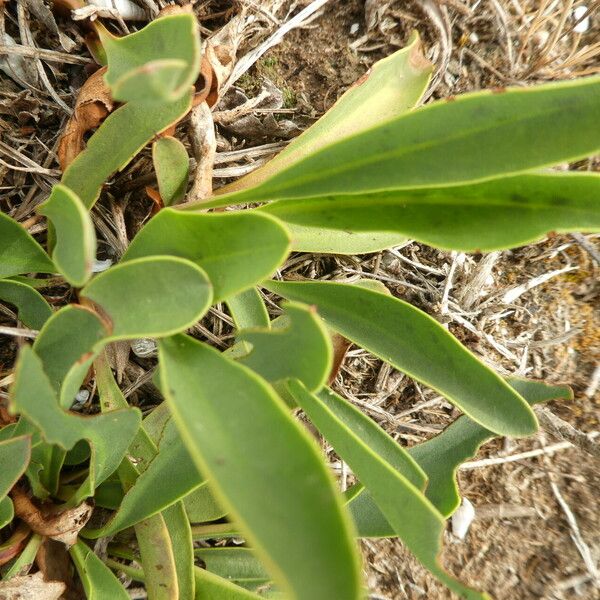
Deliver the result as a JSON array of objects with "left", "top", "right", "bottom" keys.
[
  {"left": 154, "top": 136, "right": 189, "bottom": 206},
  {"left": 123, "top": 210, "right": 289, "bottom": 302},
  {"left": 265, "top": 280, "right": 537, "bottom": 437},
  {"left": 81, "top": 256, "right": 212, "bottom": 340},
  {"left": 0, "top": 279, "right": 52, "bottom": 329},
  {"left": 37, "top": 184, "right": 95, "bottom": 287},
  {"left": 288, "top": 379, "right": 487, "bottom": 600},
  {"left": 0, "top": 212, "right": 54, "bottom": 278},
  {"left": 205, "top": 76, "right": 600, "bottom": 208},
  {"left": 226, "top": 288, "right": 270, "bottom": 330},
  {"left": 158, "top": 334, "right": 362, "bottom": 600},
  {"left": 261, "top": 172, "right": 600, "bottom": 252}
]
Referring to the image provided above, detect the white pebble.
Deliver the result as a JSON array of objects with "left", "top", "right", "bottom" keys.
[
  {"left": 573, "top": 6, "right": 590, "bottom": 33},
  {"left": 350, "top": 22, "right": 360, "bottom": 35},
  {"left": 452, "top": 497, "right": 476, "bottom": 540},
  {"left": 92, "top": 258, "right": 113, "bottom": 273}
]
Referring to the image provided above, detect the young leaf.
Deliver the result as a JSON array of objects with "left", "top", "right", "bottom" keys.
[
  {"left": 70, "top": 540, "right": 130, "bottom": 600},
  {"left": 10, "top": 346, "right": 141, "bottom": 502},
  {"left": 122, "top": 210, "right": 290, "bottom": 302},
  {"left": 153, "top": 136, "right": 189, "bottom": 206},
  {"left": 261, "top": 172, "right": 600, "bottom": 252},
  {"left": 0, "top": 212, "right": 54, "bottom": 279},
  {"left": 194, "top": 566, "right": 263, "bottom": 600},
  {"left": 81, "top": 256, "right": 212, "bottom": 340},
  {"left": 37, "top": 184, "right": 96, "bottom": 287},
  {"left": 0, "top": 436, "right": 31, "bottom": 500},
  {"left": 0, "top": 280, "right": 52, "bottom": 329},
  {"left": 265, "top": 280, "right": 537, "bottom": 437},
  {"left": 205, "top": 76, "right": 600, "bottom": 208},
  {"left": 226, "top": 288, "right": 270, "bottom": 330},
  {"left": 100, "top": 12, "right": 200, "bottom": 103},
  {"left": 347, "top": 378, "right": 573, "bottom": 536},
  {"left": 236, "top": 302, "right": 332, "bottom": 393},
  {"left": 158, "top": 335, "right": 362, "bottom": 600},
  {"left": 221, "top": 32, "right": 432, "bottom": 194},
  {"left": 288, "top": 379, "right": 487, "bottom": 600}
]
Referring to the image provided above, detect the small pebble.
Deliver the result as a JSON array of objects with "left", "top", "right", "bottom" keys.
[
  {"left": 452, "top": 497, "right": 476, "bottom": 540},
  {"left": 350, "top": 22, "right": 359, "bottom": 35},
  {"left": 573, "top": 6, "right": 590, "bottom": 33}
]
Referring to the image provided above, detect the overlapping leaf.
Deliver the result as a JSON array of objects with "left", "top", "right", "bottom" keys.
[
  {"left": 265, "top": 280, "right": 537, "bottom": 437},
  {"left": 0, "top": 280, "right": 52, "bottom": 329},
  {"left": 153, "top": 136, "right": 190, "bottom": 206},
  {"left": 158, "top": 334, "right": 362, "bottom": 600}
]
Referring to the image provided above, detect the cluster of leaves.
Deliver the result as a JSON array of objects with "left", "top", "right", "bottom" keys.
[{"left": 1, "top": 10, "right": 599, "bottom": 600}]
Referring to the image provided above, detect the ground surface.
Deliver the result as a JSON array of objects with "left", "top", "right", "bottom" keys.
[{"left": 0, "top": 1, "right": 599, "bottom": 599}]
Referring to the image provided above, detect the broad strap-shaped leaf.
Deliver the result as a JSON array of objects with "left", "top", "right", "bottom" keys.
[
  {"left": 163, "top": 503, "right": 196, "bottom": 600},
  {"left": 123, "top": 210, "right": 290, "bottom": 303},
  {"left": 194, "top": 566, "right": 263, "bottom": 600},
  {"left": 158, "top": 335, "right": 362, "bottom": 600},
  {"left": 61, "top": 92, "right": 192, "bottom": 209},
  {"left": 10, "top": 346, "right": 141, "bottom": 502},
  {"left": 205, "top": 76, "right": 600, "bottom": 208},
  {"left": 0, "top": 279, "right": 52, "bottom": 329},
  {"left": 33, "top": 305, "right": 108, "bottom": 408},
  {"left": 221, "top": 33, "right": 432, "bottom": 195},
  {"left": 37, "top": 184, "right": 96, "bottom": 287},
  {"left": 265, "top": 280, "right": 537, "bottom": 437},
  {"left": 81, "top": 256, "right": 212, "bottom": 340},
  {"left": 226, "top": 288, "right": 270, "bottom": 330},
  {"left": 0, "top": 212, "right": 55, "bottom": 278},
  {"left": 154, "top": 137, "right": 189, "bottom": 206},
  {"left": 288, "top": 379, "right": 487, "bottom": 600},
  {"left": 0, "top": 436, "right": 31, "bottom": 500},
  {"left": 100, "top": 12, "right": 200, "bottom": 103},
  {"left": 261, "top": 172, "right": 600, "bottom": 252},
  {"left": 347, "top": 379, "right": 572, "bottom": 536},
  {"left": 235, "top": 302, "right": 332, "bottom": 393},
  {"left": 194, "top": 547, "right": 270, "bottom": 592},
  {"left": 70, "top": 540, "right": 130, "bottom": 600}
]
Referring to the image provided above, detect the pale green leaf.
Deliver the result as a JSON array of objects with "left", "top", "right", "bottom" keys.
[
  {"left": 184, "top": 484, "right": 226, "bottom": 524},
  {"left": 158, "top": 334, "right": 362, "bottom": 600},
  {"left": 0, "top": 212, "right": 54, "bottom": 279},
  {"left": 154, "top": 136, "right": 189, "bottom": 206},
  {"left": 0, "top": 279, "right": 52, "bottom": 329},
  {"left": 163, "top": 502, "right": 196, "bottom": 600},
  {"left": 122, "top": 210, "right": 289, "bottom": 302},
  {"left": 81, "top": 256, "right": 212, "bottom": 340},
  {"left": 265, "top": 280, "right": 537, "bottom": 437},
  {"left": 194, "top": 566, "right": 263, "bottom": 600},
  {"left": 226, "top": 288, "right": 269, "bottom": 330},
  {"left": 0, "top": 436, "right": 31, "bottom": 500},
  {"left": 37, "top": 184, "right": 95, "bottom": 287}
]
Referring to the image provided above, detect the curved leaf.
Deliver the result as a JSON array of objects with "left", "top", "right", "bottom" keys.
[
  {"left": 288, "top": 379, "right": 487, "bottom": 600},
  {"left": 265, "top": 280, "right": 537, "bottom": 437},
  {"left": 184, "top": 484, "right": 226, "bottom": 524},
  {"left": 236, "top": 302, "right": 332, "bottom": 393},
  {"left": 158, "top": 334, "right": 362, "bottom": 600},
  {"left": 163, "top": 502, "right": 196, "bottom": 599},
  {"left": 0, "top": 279, "right": 52, "bottom": 329},
  {"left": 262, "top": 172, "right": 600, "bottom": 251},
  {"left": 123, "top": 210, "right": 289, "bottom": 302},
  {"left": 81, "top": 256, "right": 212, "bottom": 340},
  {"left": 37, "top": 184, "right": 95, "bottom": 287},
  {"left": 0, "top": 436, "right": 31, "bottom": 499},
  {"left": 206, "top": 76, "right": 600, "bottom": 208},
  {"left": 154, "top": 136, "right": 189, "bottom": 206},
  {"left": 0, "top": 496, "right": 14, "bottom": 529},
  {"left": 226, "top": 288, "right": 269, "bottom": 330},
  {"left": 194, "top": 566, "right": 263, "bottom": 600},
  {"left": 0, "top": 212, "right": 54, "bottom": 278}
]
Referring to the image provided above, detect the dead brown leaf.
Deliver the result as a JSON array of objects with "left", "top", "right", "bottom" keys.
[
  {"left": 57, "top": 67, "right": 113, "bottom": 171},
  {"left": 11, "top": 488, "right": 93, "bottom": 547},
  {"left": 0, "top": 572, "right": 66, "bottom": 600},
  {"left": 329, "top": 333, "right": 352, "bottom": 385}
]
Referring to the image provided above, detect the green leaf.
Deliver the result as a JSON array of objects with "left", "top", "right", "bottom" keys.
[
  {"left": 261, "top": 172, "right": 600, "bottom": 252},
  {"left": 10, "top": 346, "right": 141, "bottom": 502},
  {"left": 236, "top": 302, "right": 332, "bottom": 393},
  {"left": 184, "top": 484, "right": 226, "bottom": 523},
  {"left": 288, "top": 379, "right": 487, "bottom": 600},
  {"left": 153, "top": 137, "right": 190, "bottom": 206},
  {"left": 33, "top": 305, "right": 107, "bottom": 408},
  {"left": 62, "top": 92, "right": 192, "bottom": 210},
  {"left": 158, "top": 335, "right": 362, "bottom": 600},
  {"left": 194, "top": 566, "right": 263, "bottom": 600},
  {"left": 0, "top": 436, "right": 31, "bottom": 500},
  {"left": 0, "top": 280, "right": 52, "bottom": 329},
  {"left": 0, "top": 496, "right": 14, "bottom": 529},
  {"left": 221, "top": 32, "right": 432, "bottom": 194},
  {"left": 123, "top": 210, "right": 290, "bottom": 303},
  {"left": 206, "top": 76, "right": 600, "bottom": 208},
  {"left": 70, "top": 540, "right": 130, "bottom": 600},
  {"left": 265, "top": 280, "right": 537, "bottom": 437},
  {"left": 163, "top": 502, "right": 196, "bottom": 600},
  {"left": 2, "top": 533, "right": 43, "bottom": 579},
  {"left": 0, "top": 212, "right": 54, "bottom": 278},
  {"left": 194, "top": 547, "right": 270, "bottom": 591},
  {"left": 347, "top": 378, "right": 573, "bottom": 536},
  {"left": 100, "top": 13, "right": 200, "bottom": 103},
  {"left": 81, "top": 256, "right": 212, "bottom": 340},
  {"left": 227, "top": 288, "right": 270, "bottom": 330},
  {"left": 37, "top": 184, "right": 96, "bottom": 287}
]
